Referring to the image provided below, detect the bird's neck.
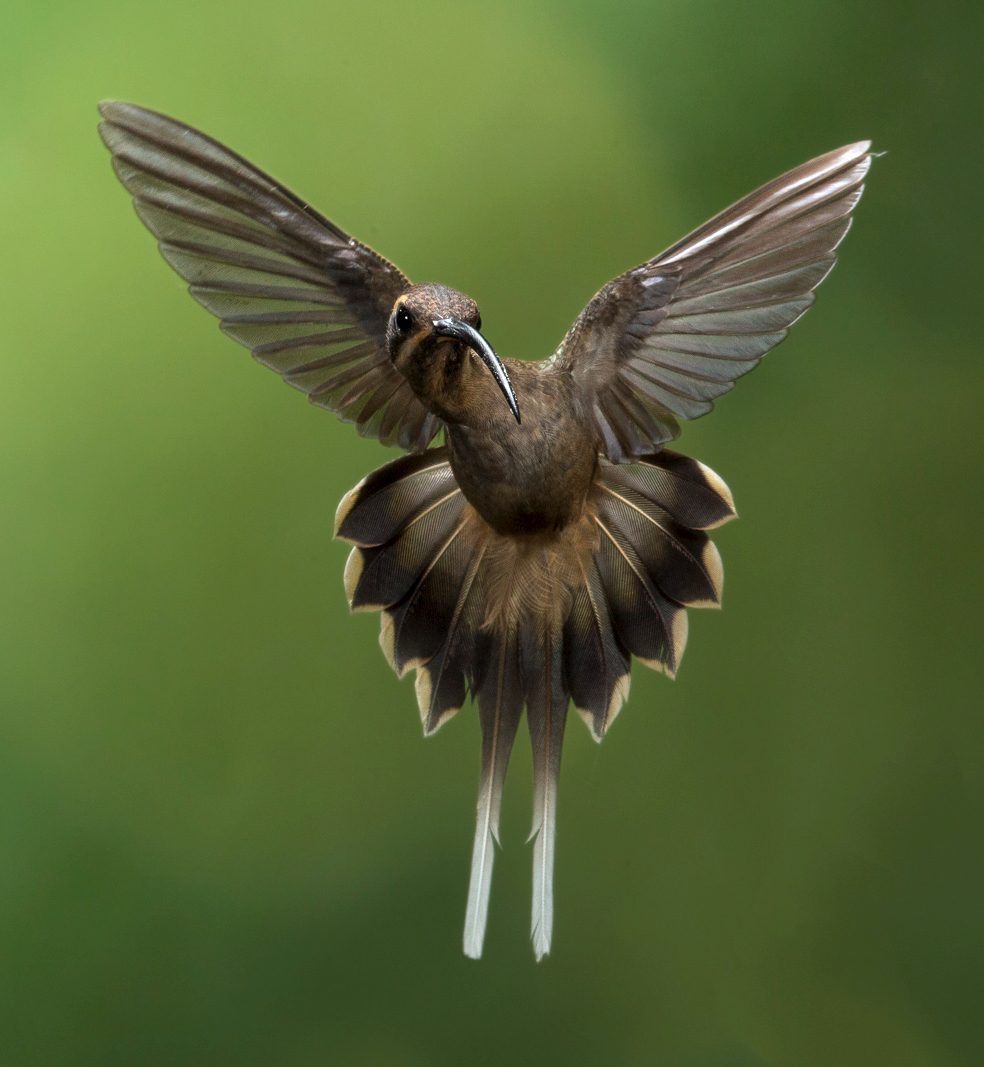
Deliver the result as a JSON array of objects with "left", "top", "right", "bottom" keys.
[{"left": 411, "top": 349, "right": 507, "bottom": 430}]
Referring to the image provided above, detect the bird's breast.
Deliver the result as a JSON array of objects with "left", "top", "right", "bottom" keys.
[{"left": 445, "top": 375, "right": 597, "bottom": 536}]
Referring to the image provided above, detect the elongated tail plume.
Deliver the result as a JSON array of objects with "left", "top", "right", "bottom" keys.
[
  {"left": 524, "top": 625, "right": 568, "bottom": 960},
  {"left": 464, "top": 631, "right": 523, "bottom": 958},
  {"left": 335, "top": 447, "right": 735, "bottom": 959}
]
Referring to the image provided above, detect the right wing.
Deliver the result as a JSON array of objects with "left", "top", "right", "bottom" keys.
[
  {"left": 553, "top": 141, "right": 872, "bottom": 461},
  {"left": 99, "top": 101, "right": 441, "bottom": 452}
]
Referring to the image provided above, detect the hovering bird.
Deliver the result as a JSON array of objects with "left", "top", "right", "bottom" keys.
[{"left": 99, "top": 101, "right": 871, "bottom": 960}]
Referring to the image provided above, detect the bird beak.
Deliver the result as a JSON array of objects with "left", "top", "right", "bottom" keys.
[{"left": 432, "top": 318, "right": 521, "bottom": 423}]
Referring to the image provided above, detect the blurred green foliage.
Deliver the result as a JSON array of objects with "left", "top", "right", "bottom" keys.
[{"left": 2, "top": 1, "right": 981, "bottom": 1064}]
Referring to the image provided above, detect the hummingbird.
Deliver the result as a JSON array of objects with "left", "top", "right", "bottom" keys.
[{"left": 99, "top": 101, "right": 871, "bottom": 960}]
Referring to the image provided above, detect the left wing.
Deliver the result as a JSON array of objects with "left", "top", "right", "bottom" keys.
[
  {"left": 99, "top": 101, "right": 441, "bottom": 451},
  {"left": 553, "top": 141, "right": 872, "bottom": 462}
]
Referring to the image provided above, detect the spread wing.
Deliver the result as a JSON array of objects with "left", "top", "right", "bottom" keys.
[
  {"left": 99, "top": 101, "right": 441, "bottom": 452},
  {"left": 554, "top": 141, "right": 872, "bottom": 462}
]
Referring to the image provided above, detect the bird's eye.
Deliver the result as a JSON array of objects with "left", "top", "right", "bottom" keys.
[
  {"left": 475, "top": 313, "right": 482, "bottom": 331},
  {"left": 395, "top": 305, "right": 414, "bottom": 334}
]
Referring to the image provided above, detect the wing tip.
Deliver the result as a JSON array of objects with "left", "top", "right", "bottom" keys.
[
  {"left": 815, "top": 139, "right": 873, "bottom": 176},
  {"left": 97, "top": 100, "right": 147, "bottom": 138},
  {"left": 98, "top": 99, "right": 174, "bottom": 130},
  {"left": 842, "top": 138, "right": 872, "bottom": 158}
]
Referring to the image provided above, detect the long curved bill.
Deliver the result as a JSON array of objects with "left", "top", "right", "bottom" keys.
[{"left": 432, "top": 318, "right": 521, "bottom": 423}]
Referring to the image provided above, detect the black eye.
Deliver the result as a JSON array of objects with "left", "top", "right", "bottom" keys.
[{"left": 395, "top": 305, "right": 414, "bottom": 334}]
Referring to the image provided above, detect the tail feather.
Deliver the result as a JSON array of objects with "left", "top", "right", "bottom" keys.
[
  {"left": 603, "top": 450, "right": 736, "bottom": 531},
  {"left": 463, "top": 630, "right": 523, "bottom": 959},
  {"left": 344, "top": 488, "right": 464, "bottom": 612},
  {"left": 524, "top": 625, "right": 567, "bottom": 961},
  {"left": 597, "top": 482, "right": 723, "bottom": 607},
  {"left": 385, "top": 516, "right": 472, "bottom": 674},
  {"left": 563, "top": 556, "right": 631, "bottom": 740},
  {"left": 595, "top": 511, "right": 688, "bottom": 676},
  {"left": 334, "top": 448, "right": 457, "bottom": 546},
  {"left": 416, "top": 536, "right": 490, "bottom": 735}
]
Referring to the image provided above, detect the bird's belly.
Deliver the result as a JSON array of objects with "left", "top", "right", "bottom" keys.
[{"left": 447, "top": 416, "right": 597, "bottom": 536}]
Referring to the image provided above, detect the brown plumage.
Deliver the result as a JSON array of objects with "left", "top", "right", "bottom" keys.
[{"left": 98, "top": 101, "right": 871, "bottom": 960}]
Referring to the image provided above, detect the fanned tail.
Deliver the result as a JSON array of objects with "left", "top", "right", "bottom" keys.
[{"left": 334, "top": 445, "right": 736, "bottom": 960}]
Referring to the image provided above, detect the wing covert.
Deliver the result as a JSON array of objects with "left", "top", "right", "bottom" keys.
[
  {"left": 99, "top": 101, "right": 441, "bottom": 452},
  {"left": 555, "top": 141, "right": 872, "bottom": 461}
]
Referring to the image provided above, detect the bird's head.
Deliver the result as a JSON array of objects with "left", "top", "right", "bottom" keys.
[{"left": 387, "top": 283, "right": 520, "bottom": 424}]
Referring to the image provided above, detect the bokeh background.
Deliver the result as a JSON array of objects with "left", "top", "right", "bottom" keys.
[{"left": 3, "top": 1, "right": 981, "bottom": 1064}]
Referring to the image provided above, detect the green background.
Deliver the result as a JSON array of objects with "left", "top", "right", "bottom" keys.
[{"left": 3, "top": 1, "right": 981, "bottom": 1063}]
